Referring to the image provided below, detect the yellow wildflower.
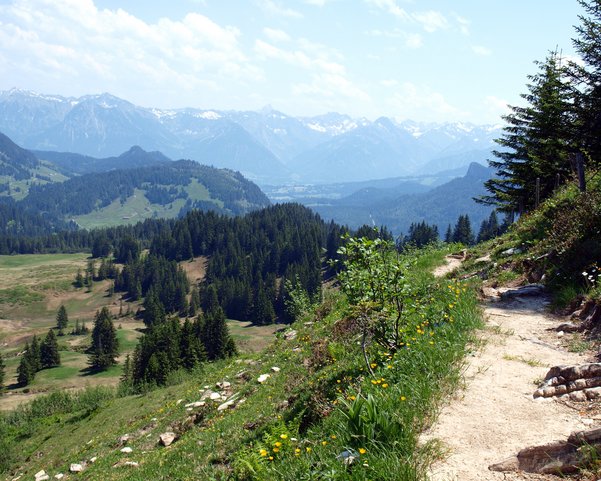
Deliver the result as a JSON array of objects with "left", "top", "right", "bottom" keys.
[{"left": 359, "top": 448, "right": 367, "bottom": 454}]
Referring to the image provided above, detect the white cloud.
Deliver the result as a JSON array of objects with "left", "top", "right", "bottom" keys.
[
  {"left": 380, "top": 79, "right": 399, "bottom": 87},
  {"left": 0, "top": 0, "right": 262, "bottom": 107},
  {"left": 304, "top": 0, "right": 328, "bottom": 5},
  {"left": 365, "top": 0, "right": 410, "bottom": 20},
  {"left": 412, "top": 10, "right": 448, "bottom": 33},
  {"left": 484, "top": 95, "right": 510, "bottom": 120},
  {"left": 365, "top": 28, "right": 422, "bottom": 48},
  {"left": 257, "top": 0, "right": 303, "bottom": 18},
  {"left": 454, "top": 14, "right": 470, "bottom": 35},
  {"left": 263, "top": 27, "right": 291, "bottom": 42},
  {"left": 472, "top": 45, "right": 492, "bottom": 56},
  {"left": 388, "top": 82, "right": 467, "bottom": 121}
]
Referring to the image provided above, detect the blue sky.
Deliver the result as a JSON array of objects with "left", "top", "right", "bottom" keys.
[{"left": 0, "top": 0, "right": 584, "bottom": 123}]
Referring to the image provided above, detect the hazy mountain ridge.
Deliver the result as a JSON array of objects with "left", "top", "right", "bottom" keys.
[{"left": 0, "top": 89, "right": 500, "bottom": 183}]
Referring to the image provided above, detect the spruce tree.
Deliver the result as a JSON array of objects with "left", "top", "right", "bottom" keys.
[
  {"left": 444, "top": 224, "right": 453, "bottom": 243},
  {"left": 28, "top": 335, "right": 42, "bottom": 373},
  {"left": 17, "top": 344, "right": 35, "bottom": 386},
  {"left": 56, "top": 305, "right": 68, "bottom": 335},
  {"left": 201, "top": 307, "right": 236, "bottom": 361},
  {"left": 452, "top": 215, "right": 475, "bottom": 246},
  {"left": 0, "top": 351, "right": 5, "bottom": 390},
  {"left": 40, "top": 329, "right": 61, "bottom": 369},
  {"left": 89, "top": 307, "right": 119, "bottom": 371},
  {"left": 480, "top": 51, "right": 573, "bottom": 213}
]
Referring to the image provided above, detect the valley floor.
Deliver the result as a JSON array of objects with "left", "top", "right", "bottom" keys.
[{"left": 423, "top": 290, "right": 594, "bottom": 480}]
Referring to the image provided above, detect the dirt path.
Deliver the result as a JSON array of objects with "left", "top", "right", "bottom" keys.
[{"left": 424, "top": 263, "right": 594, "bottom": 480}]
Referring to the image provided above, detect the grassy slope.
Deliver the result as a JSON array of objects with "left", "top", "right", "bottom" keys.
[
  {"left": 72, "top": 179, "right": 221, "bottom": 229},
  {"left": 0, "top": 254, "right": 278, "bottom": 412},
  {"left": 1, "top": 246, "right": 483, "bottom": 481}
]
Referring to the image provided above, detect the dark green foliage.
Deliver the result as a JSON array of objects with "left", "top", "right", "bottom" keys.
[
  {"left": 401, "top": 221, "right": 439, "bottom": 248},
  {"left": 452, "top": 214, "right": 475, "bottom": 246},
  {"left": 89, "top": 307, "right": 119, "bottom": 371},
  {"left": 91, "top": 235, "right": 111, "bottom": 258},
  {"left": 56, "top": 305, "right": 68, "bottom": 335},
  {"left": 40, "top": 330, "right": 61, "bottom": 369},
  {"left": 444, "top": 224, "right": 453, "bottom": 243},
  {"left": 114, "top": 236, "right": 140, "bottom": 264},
  {"left": 28, "top": 335, "right": 41, "bottom": 373},
  {"left": 71, "top": 319, "right": 89, "bottom": 335},
  {"left": 477, "top": 211, "right": 506, "bottom": 243},
  {"left": 17, "top": 343, "right": 35, "bottom": 386},
  {"left": 142, "top": 287, "right": 166, "bottom": 327},
  {"left": 481, "top": 51, "right": 573, "bottom": 213},
  {"left": 571, "top": 0, "right": 601, "bottom": 168},
  {"left": 0, "top": 352, "right": 5, "bottom": 390},
  {"left": 74, "top": 269, "right": 84, "bottom": 288},
  {"left": 201, "top": 307, "right": 236, "bottom": 361}
]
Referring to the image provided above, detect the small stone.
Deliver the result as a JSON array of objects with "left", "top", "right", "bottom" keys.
[
  {"left": 69, "top": 464, "right": 84, "bottom": 473},
  {"left": 151, "top": 417, "right": 157, "bottom": 422},
  {"left": 203, "top": 385, "right": 210, "bottom": 389},
  {"left": 217, "top": 400, "right": 235, "bottom": 411},
  {"left": 209, "top": 392, "right": 222, "bottom": 401},
  {"left": 124, "top": 461, "right": 139, "bottom": 468},
  {"left": 34, "top": 470, "right": 49, "bottom": 481},
  {"left": 271, "top": 366, "right": 281, "bottom": 372},
  {"left": 216, "top": 381, "right": 231, "bottom": 389},
  {"left": 284, "top": 329, "right": 298, "bottom": 340},
  {"left": 176, "top": 399, "right": 183, "bottom": 405},
  {"left": 185, "top": 401, "right": 205, "bottom": 408},
  {"left": 89, "top": 456, "right": 97, "bottom": 463},
  {"left": 159, "top": 432, "right": 177, "bottom": 447},
  {"left": 257, "top": 373, "right": 270, "bottom": 384},
  {"left": 120, "top": 447, "right": 133, "bottom": 454},
  {"left": 557, "top": 331, "right": 565, "bottom": 338},
  {"left": 569, "top": 391, "right": 587, "bottom": 402},
  {"left": 186, "top": 407, "right": 193, "bottom": 412},
  {"left": 54, "top": 475, "right": 64, "bottom": 480},
  {"left": 118, "top": 434, "right": 131, "bottom": 446}
]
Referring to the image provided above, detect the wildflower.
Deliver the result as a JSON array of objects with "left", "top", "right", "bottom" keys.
[
  {"left": 331, "top": 435, "right": 337, "bottom": 439},
  {"left": 349, "top": 395, "right": 356, "bottom": 400},
  {"left": 387, "top": 364, "right": 393, "bottom": 369},
  {"left": 269, "top": 456, "right": 274, "bottom": 461},
  {"left": 322, "top": 441, "right": 328, "bottom": 446},
  {"left": 359, "top": 448, "right": 367, "bottom": 454},
  {"left": 274, "top": 442, "right": 282, "bottom": 448},
  {"left": 295, "top": 448, "right": 301, "bottom": 455},
  {"left": 280, "top": 434, "right": 288, "bottom": 440},
  {"left": 400, "top": 396, "right": 406, "bottom": 401},
  {"left": 370, "top": 363, "right": 377, "bottom": 368},
  {"left": 260, "top": 449, "right": 268, "bottom": 457},
  {"left": 306, "top": 447, "right": 312, "bottom": 452},
  {"left": 273, "top": 447, "right": 280, "bottom": 453},
  {"left": 382, "top": 383, "right": 389, "bottom": 388}
]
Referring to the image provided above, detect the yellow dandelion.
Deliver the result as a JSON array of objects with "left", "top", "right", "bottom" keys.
[
  {"left": 331, "top": 434, "right": 337, "bottom": 439},
  {"left": 359, "top": 448, "right": 367, "bottom": 454},
  {"left": 382, "top": 383, "right": 389, "bottom": 388},
  {"left": 322, "top": 441, "right": 328, "bottom": 446},
  {"left": 400, "top": 396, "right": 406, "bottom": 401},
  {"left": 260, "top": 449, "right": 268, "bottom": 457},
  {"left": 273, "top": 447, "right": 280, "bottom": 453},
  {"left": 370, "top": 363, "right": 377, "bottom": 368},
  {"left": 306, "top": 447, "right": 312, "bottom": 452},
  {"left": 269, "top": 456, "right": 274, "bottom": 461},
  {"left": 280, "top": 434, "right": 288, "bottom": 440},
  {"left": 274, "top": 441, "right": 282, "bottom": 447}
]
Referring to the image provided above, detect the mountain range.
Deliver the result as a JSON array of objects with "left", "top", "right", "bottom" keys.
[{"left": 0, "top": 89, "right": 500, "bottom": 184}]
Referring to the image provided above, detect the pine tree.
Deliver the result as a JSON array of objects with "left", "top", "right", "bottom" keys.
[
  {"left": 571, "top": 0, "right": 601, "bottom": 168},
  {"left": 480, "top": 51, "right": 573, "bottom": 213},
  {"left": 56, "top": 305, "right": 68, "bottom": 335},
  {"left": 28, "top": 335, "right": 41, "bottom": 373},
  {"left": 40, "top": 329, "right": 61, "bottom": 368},
  {"left": 444, "top": 224, "right": 453, "bottom": 243},
  {"left": 201, "top": 307, "right": 236, "bottom": 361},
  {"left": 89, "top": 307, "right": 119, "bottom": 371},
  {"left": 120, "top": 354, "right": 133, "bottom": 386},
  {"left": 452, "top": 214, "right": 475, "bottom": 246},
  {"left": 0, "top": 351, "right": 5, "bottom": 390},
  {"left": 188, "top": 286, "right": 201, "bottom": 317},
  {"left": 17, "top": 344, "right": 35, "bottom": 386},
  {"left": 74, "top": 268, "right": 84, "bottom": 288}
]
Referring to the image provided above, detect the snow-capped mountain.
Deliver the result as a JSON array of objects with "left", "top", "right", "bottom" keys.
[{"left": 0, "top": 89, "right": 501, "bottom": 183}]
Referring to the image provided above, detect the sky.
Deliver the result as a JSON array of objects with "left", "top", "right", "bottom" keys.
[{"left": 0, "top": 0, "right": 586, "bottom": 124}]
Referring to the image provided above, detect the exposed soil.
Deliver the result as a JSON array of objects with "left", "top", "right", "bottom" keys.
[{"left": 423, "top": 261, "right": 595, "bottom": 480}]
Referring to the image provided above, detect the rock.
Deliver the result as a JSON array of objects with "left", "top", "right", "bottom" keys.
[
  {"left": 555, "top": 322, "right": 580, "bottom": 333},
  {"left": 118, "top": 434, "right": 131, "bottom": 446},
  {"left": 481, "top": 287, "right": 499, "bottom": 299},
  {"left": 557, "top": 331, "right": 565, "bottom": 338},
  {"left": 501, "top": 247, "right": 523, "bottom": 256},
  {"left": 69, "top": 464, "right": 84, "bottom": 473},
  {"left": 89, "top": 456, "right": 97, "bottom": 463},
  {"left": 271, "top": 366, "right": 281, "bottom": 372},
  {"left": 499, "top": 284, "right": 545, "bottom": 300},
  {"left": 124, "top": 461, "right": 139, "bottom": 468},
  {"left": 184, "top": 401, "right": 205, "bottom": 408},
  {"left": 217, "top": 400, "right": 235, "bottom": 411},
  {"left": 586, "top": 387, "right": 601, "bottom": 400},
  {"left": 336, "top": 450, "right": 357, "bottom": 466},
  {"left": 159, "top": 432, "right": 177, "bottom": 447},
  {"left": 54, "top": 475, "right": 64, "bottom": 480},
  {"left": 120, "top": 447, "right": 133, "bottom": 454},
  {"left": 216, "top": 381, "right": 231, "bottom": 389},
  {"left": 569, "top": 391, "right": 587, "bottom": 402},
  {"left": 257, "top": 373, "right": 270, "bottom": 384},
  {"left": 209, "top": 392, "right": 222, "bottom": 401},
  {"left": 283, "top": 329, "right": 298, "bottom": 340},
  {"left": 176, "top": 399, "right": 183, "bottom": 405},
  {"left": 491, "top": 428, "right": 601, "bottom": 475},
  {"left": 34, "top": 470, "right": 49, "bottom": 481}
]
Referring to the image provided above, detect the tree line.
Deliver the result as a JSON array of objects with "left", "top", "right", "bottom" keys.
[{"left": 479, "top": 0, "right": 601, "bottom": 213}]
